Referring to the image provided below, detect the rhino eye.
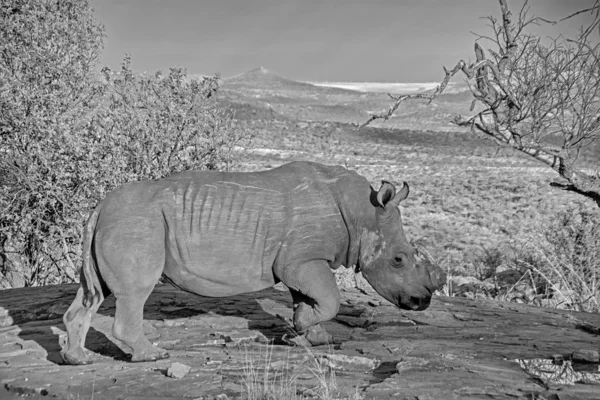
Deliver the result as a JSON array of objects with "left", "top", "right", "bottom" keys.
[{"left": 393, "top": 255, "right": 406, "bottom": 268}]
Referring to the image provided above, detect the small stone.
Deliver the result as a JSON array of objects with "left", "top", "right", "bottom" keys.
[
  {"left": 572, "top": 349, "right": 600, "bottom": 363},
  {"left": 167, "top": 362, "right": 191, "bottom": 379},
  {"left": 551, "top": 354, "right": 564, "bottom": 365}
]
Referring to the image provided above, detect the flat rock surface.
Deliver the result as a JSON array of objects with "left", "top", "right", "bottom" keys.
[{"left": 1, "top": 283, "right": 599, "bottom": 399}]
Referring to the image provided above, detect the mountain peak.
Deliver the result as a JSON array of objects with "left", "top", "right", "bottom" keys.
[
  {"left": 222, "top": 67, "right": 358, "bottom": 94},
  {"left": 223, "top": 67, "right": 315, "bottom": 91},
  {"left": 226, "top": 66, "right": 277, "bottom": 81}
]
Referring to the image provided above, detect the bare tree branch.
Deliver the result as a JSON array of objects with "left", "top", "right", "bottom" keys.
[
  {"left": 560, "top": 1, "right": 599, "bottom": 22},
  {"left": 359, "top": 0, "right": 600, "bottom": 206},
  {"left": 355, "top": 62, "right": 469, "bottom": 129}
]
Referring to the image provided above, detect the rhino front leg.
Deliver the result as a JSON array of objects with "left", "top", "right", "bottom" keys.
[{"left": 282, "top": 260, "right": 340, "bottom": 345}]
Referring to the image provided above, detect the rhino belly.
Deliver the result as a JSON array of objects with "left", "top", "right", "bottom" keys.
[
  {"left": 163, "top": 233, "right": 278, "bottom": 297},
  {"left": 162, "top": 183, "right": 284, "bottom": 297}
]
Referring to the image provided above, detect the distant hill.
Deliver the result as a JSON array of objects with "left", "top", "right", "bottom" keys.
[
  {"left": 437, "top": 89, "right": 475, "bottom": 103},
  {"left": 221, "top": 67, "right": 472, "bottom": 99},
  {"left": 223, "top": 67, "right": 315, "bottom": 90},
  {"left": 310, "top": 81, "right": 471, "bottom": 95},
  {"left": 222, "top": 67, "right": 359, "bottom": 95},
  {"left": 216, "top": 67, "right": 474, "bottom": 130}
]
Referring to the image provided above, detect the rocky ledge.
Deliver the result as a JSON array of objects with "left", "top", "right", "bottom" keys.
[{"left": 1, "top": 283, "right": 599, "bottom": 399}]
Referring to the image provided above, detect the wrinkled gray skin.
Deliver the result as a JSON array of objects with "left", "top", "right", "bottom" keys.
[{"left": 62, "top": 161, "right": 438, "bottom": 365}]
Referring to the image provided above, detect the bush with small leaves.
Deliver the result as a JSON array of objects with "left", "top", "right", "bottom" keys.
[
  {"left": 0, "top": 0, "right": 249, "bottom": 287},
  {"left": 529, "top": 206, "right": 600, "bottom": 312}
]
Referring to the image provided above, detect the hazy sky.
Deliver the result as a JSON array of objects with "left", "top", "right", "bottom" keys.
[{"left": 90, "top": 0, "right": 596, "bottom": 82}]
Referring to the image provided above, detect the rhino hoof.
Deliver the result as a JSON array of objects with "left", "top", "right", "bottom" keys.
[
  {"left": 61, "top": 349, "right": 93, "bottom": 365},
  {"left": 305, "top": 325, "right": 333, "bottom": 346},
  {"left": 282, "top": 325, "right": 334, "bottom": 347}
]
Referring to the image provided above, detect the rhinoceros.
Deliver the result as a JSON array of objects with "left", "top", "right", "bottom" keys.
[{"left": 62, "top": 161, "right": 439, "bottom": 365}]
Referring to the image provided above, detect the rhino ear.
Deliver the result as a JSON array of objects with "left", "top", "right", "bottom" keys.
[
  {"left": 376, "top": 180, "right": 396, "bottom": 208},
  {"left": 390, "top": 181, "right": 409, "bottom": 206}
]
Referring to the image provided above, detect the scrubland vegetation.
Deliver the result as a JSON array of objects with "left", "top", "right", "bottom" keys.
[
  {"left": 241, "top": 343, "right": 363, "bottom": 400},
  {"left": 0, "top": 0, "right": 248, "bottom": 287}
]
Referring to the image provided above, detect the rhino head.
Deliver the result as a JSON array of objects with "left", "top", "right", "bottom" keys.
[{"left": 358, "top": 181, "right": 434, "bottom": 311}]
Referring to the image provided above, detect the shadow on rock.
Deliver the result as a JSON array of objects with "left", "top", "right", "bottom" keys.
[
  {"left": 0, "top": 285, "right": 129, "bottom": 365},
  {"left": 369, "top": 360, "right": 401, "bottom": 384},
  {"left": 0, "top": 282, "right": 310, "bottom": 365},
  {"left": 139, "top": 283, "right": 300, "bottom": 346}
]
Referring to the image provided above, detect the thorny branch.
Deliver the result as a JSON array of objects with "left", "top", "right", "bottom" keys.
[
  {"left": 360, "top": 0, "right": 600, "bottom": 206},
  {"left": 356, "top": 65, "right": 461, "bottom": 129}
]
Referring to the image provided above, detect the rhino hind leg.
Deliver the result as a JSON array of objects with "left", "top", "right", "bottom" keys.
[
  {"left": 112, "top": 291, "right": 169, "bottom": 362},
  {"left": 61, "top": 287, "right": 104, "bottom": 365},
  {"left": 284, "top": 260, "right": 340, "bottom": 346}
]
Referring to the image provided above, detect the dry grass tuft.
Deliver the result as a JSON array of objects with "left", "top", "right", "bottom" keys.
[
  {"left": 516, "top": 205, "right": 600, "bottom": 313},
  {"left": 241, "top": 341, "right": 363, "bottom": 400},
  {"left": 423, "top": 205, "right": 600, "bottom": 313}
]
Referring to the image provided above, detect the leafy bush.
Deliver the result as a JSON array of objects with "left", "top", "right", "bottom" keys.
[
  {"left": 1, "top": 0, "right": 106, "bottom": 287},
  {"left": 419, "top": 205, "right": 600, "bottom": 314},
  {"left": 0, "top": 0, "right": 249, "bottom": 288},
  {"left": 458, "top": 207, "right": 600, "bottom": 312},
  {"left": 519, "top": 205, "right": 600, "bottom": 313},
  {"left": 474, "top": 246, "right": 505, "bottom": 281}
]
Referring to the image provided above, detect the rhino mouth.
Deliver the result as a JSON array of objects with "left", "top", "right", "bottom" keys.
[{"left": 397, "top": 294, "right": 432, "bottom": 311}]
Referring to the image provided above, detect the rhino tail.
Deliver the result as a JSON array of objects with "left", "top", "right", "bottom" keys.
[{"left": 81, "top": 206, "right": 102, "bottom": 309}]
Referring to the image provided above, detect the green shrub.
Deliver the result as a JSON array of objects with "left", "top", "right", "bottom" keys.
[
  {"left": 89, "top": 57, "right": 248, "bottom": 195},
  {"left": 419, "top": 206, "right": 600, "bottom": 314},
  {"left": 474, "top": 246, "right": 505, "bottom": 281},
  {"left": 0, "top": 0, "right": 249, "bottom": 288},
  {"left": 516, "top": 205, "right": 600, "bottom": 313}
]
